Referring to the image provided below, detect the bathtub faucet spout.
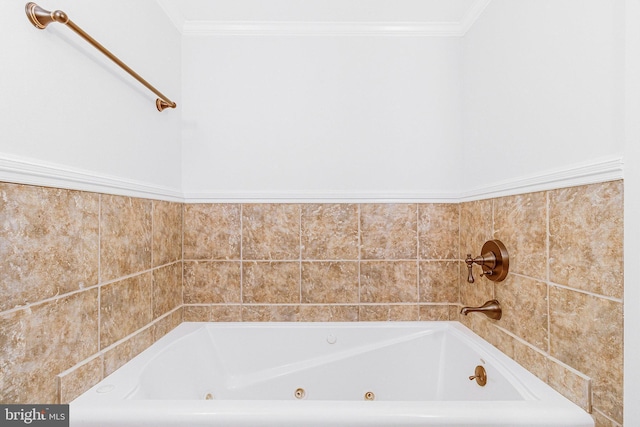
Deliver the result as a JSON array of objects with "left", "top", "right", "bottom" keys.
[{"left": 460, "top": 300, "right": 502, "bottom": 320}]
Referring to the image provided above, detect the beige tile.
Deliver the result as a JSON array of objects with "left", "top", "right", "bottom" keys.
[
  {"left": 152, "top": 309, "right": 183, "bottom": 340},
  {"left": 547, "top": 360, "right": 592, "bottom": 413},
  {"left": 360, "top": 204, "right": 417, "bottom": 259},
  {"left": 360, "top": 261, "right": 418, "bottom": 303},
  {"left": 184, "top": 261, "right": 241, "bottom": 304},
  {"left": 459, "top": 199, "right": 493, "bottom": 260},
  {"left": 211, "top": 305, "right": 242, "bottom": 322},
  {"left": 549, "top": 181, "right": 623, "bottom": 299},
  {"left": 419, "top": 261, "right": 459, "bottom": 303},
  {"left": 152, "top": 201, "right": 182, "bottom": 267},
  {"left": 301, "top": 262, "right": 359, "bottom": 304},
  {"left": 301, "top": 204, "right": 359, "bottom": 260},
  {"left": 494, "top": 192, "right": 547, "bottom": 280},
  {"left": 242, "top": 305, "right": 300, "bottom": 322},
  {"left": 359, "top": 304, "right": 419, "bottom": 321},
  {"left": 243, "top": 204, "right": 300, "bottom": 260},
  {"left": 0, "top": 183, "right": 99, "bottom": 311},
  {"left": 153, "top": 263, "right": 182, "bottom": 318},
  {"left": 418, "top": 305, "right": 451, "bottom": 320},
  {"left": 459, "top": 260, "right": 494, "bottom": 308},
  {"left": 100, "top": 273, "right": 152, "bottom": 348},
  {"left": 298, "top": 305, "right": 359, "bottom": 322},
  {"left": 103, "top": 328, "right": 154, "bottom": 376},
  {"left": 0, "top": 289, "right": 99, "bottom": 403},
  {"left": 494, "top": 275, "right": 548, "bottom": 351},
  {"left": 58, "top": 356, "right": 103, "bottom": 404},
  {"left": 593, "top": 409, "right": 620, "bottom": 427},
  {"left": 243, "top": 261, "right": 300, "bottom": 304},
  {"left": 549, "top": 286, "right": 623, "bottom": 423},
  {"left": 183, "top": 305, "right": 212, "bottom": 322},
  {"left": 183, "top": 204, "right": 241, "bottom": 260},
  {"left": 418, "top": 204, "right": 459, "bottom": 260},
  {"left": 100, "top": 195, "right": 152, "bottom": 281}
]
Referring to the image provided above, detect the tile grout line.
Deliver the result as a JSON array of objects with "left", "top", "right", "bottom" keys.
[{"left": 546, "top": 191, "right": 551, "bottom": 356}]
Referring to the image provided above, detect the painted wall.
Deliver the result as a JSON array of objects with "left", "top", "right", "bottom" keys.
[
  {"left": 181, "top": 35, "right": 463, "bottom": 200},
  {"left": 462, "top": 0, "right": 624, "bottom": 192},
  {"left": 0, "top": 1, "right": 182, "bottom": 197}
]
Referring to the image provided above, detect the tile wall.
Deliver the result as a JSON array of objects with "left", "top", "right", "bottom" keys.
[
  {"left": 182, "top": 203, "right": 460, "bottom": 322},
  {"left": 0, "top": 184, "right": 183, "bottom": 404},
  {"left": 0, "top": 180, "right": 623, "bottom": 427},
  {"left": 459, "top": 181, "right": 624, "bottom": 426}
]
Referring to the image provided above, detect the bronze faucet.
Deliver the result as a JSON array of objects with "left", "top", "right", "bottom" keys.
[{"left": 460, "top": 300, "right": 502, "bottom": 320}]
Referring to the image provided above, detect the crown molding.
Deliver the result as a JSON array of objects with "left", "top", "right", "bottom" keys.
[
  {"left": 182, "top": 21, "right": 466, "bottom": 37},
  {"left": 172, "top": 0, "right": 494, "bottom": 37},
  {"left": 459, "top": 0, "right": 493, "bottom": 35}
]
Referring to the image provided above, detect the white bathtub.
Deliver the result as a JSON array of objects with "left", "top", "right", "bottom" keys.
[{"left": 71, "top": 322, "right": 593, "bottom": 427}]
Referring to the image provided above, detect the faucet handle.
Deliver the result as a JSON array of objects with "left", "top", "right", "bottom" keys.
[{"left": 465, "top": 254, "right": 475, "bottom": 283}]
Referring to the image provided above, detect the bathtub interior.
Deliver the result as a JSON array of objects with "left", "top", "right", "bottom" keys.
[{"left": 110, "top": 322, "right": 529, "bottom": 402}]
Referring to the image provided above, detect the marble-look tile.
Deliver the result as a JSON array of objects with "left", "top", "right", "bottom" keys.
[
  {"left": 183, "top": 305, "right": 212, "bottom": 322},
  {"left": 494, "top": 192, "right": 547, "bottom": 280},
  {"left": 152, "top": 201, "right": 182, "bottom": 267},
  {"left": 301, "top": 262, "right": 358, "bottom": 304},
  {"left": 549, "top": 181, "right": 623, "bottom": 299},
  {"left": 360, "top": 204, "right": 417, "bottom": 259},
  {"left": 243, "top": 204, "right": 300, "bottom": 260},
  {"left": 211, "top": 305, "right": 242, "bottom": 322},
  {"left": 593, "top": 410, "right": 621, "bottom": 427},
  {"left": 242, "top": 305, "right": 300, "bottom": 322},
  {"left": 100, "top": 195, "right": 152, "bottom": 282},
  {"left": 549, "top": 286, "right": 623, "bottom": 423},
  {"left": 100, "top": 273, "right": 152, "bottom": 349},
  {"left": 419, "top": 261, "right": 459, "bottom": 303},
  {"left": 459, "top": 260, "right": 494, "bottom": 308},
  {"left": 359, "top": 304, "right": 419, "bottom": 321},
  {"left": 183, "top": 204, "right": 241, "bottom": 260},
  {"left": 418, "top": 305, "right": 451, "bottom": 321},
  {"left": 547, "top": 360, "right": 592, "bottom": 413},
  {"left": 298, "top": 305, "right": 359, "bottom": 322},
  {"left": 152, "top": 309, "right": 183, "bottom": 341},
  {"left": 242, "top": 261, "right": 300, "bottom": 304},
  {"left": 0, "top": 289, "right": 99, "bottom": 403},
  {"left": 184, "top": 261, "right": 241, "bottom": 304},
  {"left": 301, "top": 204, "right": 359, "bottom": 260},
  {"left": 0, "top": 183, "right": 99, "bottom": 311},
  {"left": 459, "top": 199, "right": 493, "bottom": 260},
  {"left": 494, "top": 275, "right": 548, "bottom": 351},
  {"left": 360, "top": 261, "right": 418, "bottom": 303},
  {"left": 58, "top": 356, "right": 102, "bottom": 404},
  {"left": 152, "top": 263, "right": 182, "bottom": 318},
  {"left": 418, "top": 204, "right": 459, "bottom": 260},
  {"left": 103, "top": 328, "right": 154, "bottom": 376}
]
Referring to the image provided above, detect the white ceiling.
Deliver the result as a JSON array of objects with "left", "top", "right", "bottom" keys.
[{"left": 157, "top": 0, "right": 492, "bottom": 36}]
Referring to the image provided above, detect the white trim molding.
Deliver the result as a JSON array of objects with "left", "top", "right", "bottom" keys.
[
  {"left": 183, "top": 21, "right": 468, "bottom": 37},
  {"left": 169, "top": 0, "right": 493, "bottom": 37},
  {"left": 459, "top": 156, "right": 624, "bottom": 202},
  {"left": 0, "top": 154, "right": 183, "bottom": 202},
  {"left": 0, "top": 153, "right": 623, "bottom": 203}
]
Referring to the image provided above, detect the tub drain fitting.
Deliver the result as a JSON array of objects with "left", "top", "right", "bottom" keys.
[
  {"left": 294, "top": 388, "right": 306, "bottom": 399},
  {"left": 364, "top": 391, "right": 375, "bottom": 401}
]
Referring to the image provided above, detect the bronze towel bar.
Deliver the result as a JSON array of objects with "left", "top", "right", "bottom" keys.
[{"left": 25, "top": 2, "right": 177, "bottom": 112}]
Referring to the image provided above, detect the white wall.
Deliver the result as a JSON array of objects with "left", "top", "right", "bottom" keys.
[
  {"left": 181, "top": 34, "right": 463, "bottom": 201},
  {"left": 462, "top": 0, "right": 624, "bottom": 193},
  {"left": 0, "top": 1, "right": 182, "bottom": 199}
]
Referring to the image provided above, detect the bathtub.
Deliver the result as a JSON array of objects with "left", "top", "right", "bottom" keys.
[{"left": 71, "top": 322, "right": 593, "bottom": 427}]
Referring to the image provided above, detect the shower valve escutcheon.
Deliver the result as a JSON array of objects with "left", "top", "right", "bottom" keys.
[{"left": 465, "top": 240, "right": 509, "bottom": 283}]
